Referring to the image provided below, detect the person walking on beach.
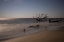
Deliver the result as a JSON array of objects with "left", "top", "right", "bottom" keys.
[
  {"left": 45, "top": 27, "right": 47, "bottom": 30},
  {"left": 23, "top": 29, "right": 25, "bottom": 33}
]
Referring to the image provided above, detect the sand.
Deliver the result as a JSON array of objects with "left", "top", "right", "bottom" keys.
[{"left": 3, "top": 30, "right": 64, "bottom": 42}]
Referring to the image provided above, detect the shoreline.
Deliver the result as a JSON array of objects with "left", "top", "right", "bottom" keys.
[
  {"left": 0, "top": 22, "right": 64, "bottom": 42},
  {"left": 2, "top": 30, "right": 64, "bottom": 42}
]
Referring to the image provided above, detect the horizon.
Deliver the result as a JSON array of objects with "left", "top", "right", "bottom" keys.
[{"left": 0, "top": 17, "right": 64, "bottom": 20}]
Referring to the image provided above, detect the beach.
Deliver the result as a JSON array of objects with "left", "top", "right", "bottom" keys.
[
  {"left": 0, "top": 19, "right": 64, "bottom": 42},
  {"left": 3, "top": 30, "right": 64, "bottom": 42},
  {"left": 2, "top": 23, "right": 64, "bottom": 42},
  {"left": 0, "top": 0, "right": 64, "bottom": 42}
]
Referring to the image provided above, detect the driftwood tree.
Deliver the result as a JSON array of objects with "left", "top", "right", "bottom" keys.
[{"left": 33, "top": 14, "right": 48, "bottom": 22}]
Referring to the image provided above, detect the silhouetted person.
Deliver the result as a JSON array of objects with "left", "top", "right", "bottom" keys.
[
  {"left": 45, "top": 27, "right": 47, "bottom": 30},
  {"left": 23, "top": 29, "right": 25, "bottom": 33}
]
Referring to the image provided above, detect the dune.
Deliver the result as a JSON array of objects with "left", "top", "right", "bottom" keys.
[{"left": 3, "top": 30, "right": 64, "bottom": 42}]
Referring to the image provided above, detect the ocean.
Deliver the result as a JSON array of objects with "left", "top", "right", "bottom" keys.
[{"left": 0, "top": 18, "right": 64, "bottom": 24}]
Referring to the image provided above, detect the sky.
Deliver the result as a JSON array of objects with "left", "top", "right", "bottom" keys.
[{"left": 0, "top": 0, "right": 64, "bottom": 18}]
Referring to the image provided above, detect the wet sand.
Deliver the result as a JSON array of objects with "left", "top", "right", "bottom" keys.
[{"left": 3, "top": 30, "right": 64, "bottom": 42}]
